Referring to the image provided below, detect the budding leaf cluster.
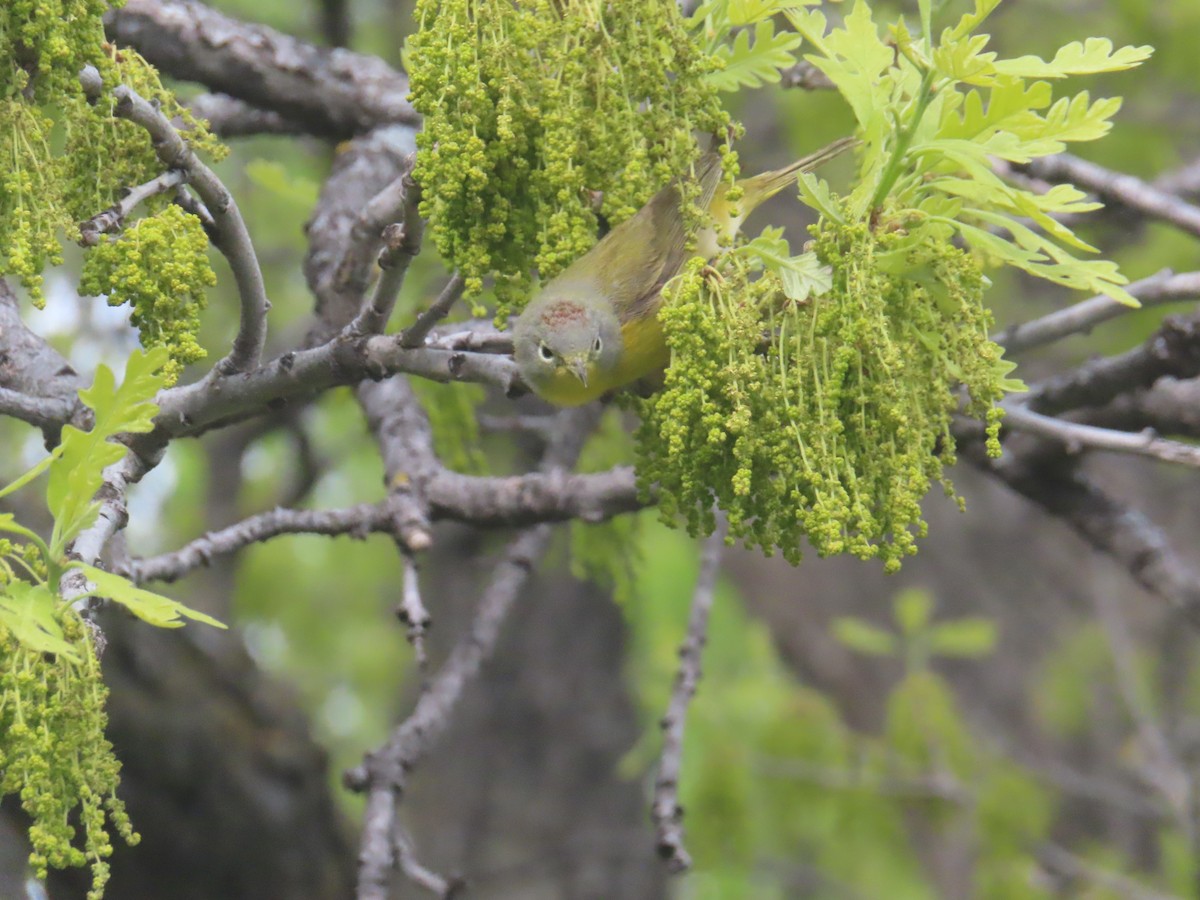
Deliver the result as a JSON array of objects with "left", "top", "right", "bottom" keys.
[
  {"left": 0, "top": 348, "right": 225, "bottom": 897},
  {"left": 406, "top": 0, "right": 731, "bottom": 319}
]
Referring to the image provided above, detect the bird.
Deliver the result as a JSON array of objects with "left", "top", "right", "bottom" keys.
[{"left": 511, "top": 136, "right": 856, "bottom": 406}]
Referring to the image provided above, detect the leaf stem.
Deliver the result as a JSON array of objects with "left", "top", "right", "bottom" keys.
[{"left": 869, "top": 65, "right": 937, "bottom": 215}]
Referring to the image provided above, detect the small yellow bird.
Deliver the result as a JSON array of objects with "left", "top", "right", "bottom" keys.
[{"left": 512, "top": 136, "right": 856, "bottom": 406}]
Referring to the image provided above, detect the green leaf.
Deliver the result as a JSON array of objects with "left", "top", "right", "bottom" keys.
[
  {"left": 0, "top": 512, "right": 52, "bottom": 560},
  {"left": 47, "top": 347, "right": 169, "bottom": 552},
  {"left": 796, "top": 171, "right": 847, "bottom": 224},
  {"left": 74, "top": 563, "right": 227, "bottom": 630},
  {"left": 707, "top": 19, "right": 803, "bottom": 91},
  {"left": 0, "top": 449, "right": 61, "bottom": 503},
  {"left": 943, "top": 0, "right": 1004, "bottom": 42},
  {"left": 789, "top": 2, "right": 893, "bottom": 138},
  {"left": 927, "top": 617, "right": 998, "bottom": 658},
  {"left": 894, "top": 588, "right": 933, "bottom": 636},
  {"left": 736, "top": 228, "right": 833, "bottom": 301},
  {"left": 726, "top": 0, "right": 816, "bottom": 26},
  {"left": 832, "top": 617, "right": 897, "bottom": 656},
  {"left": 1036, "top": 92, "right": 1123, "bottom": 146},
  {"left": 933, "top": 33, "right": 998, "bottom": 86},
  {"left": 990, "top": 356, "right": 1028, "bottom": 395},
  {"left": 0, "top": 581, "right": 80, "bottom": 660},
  {"left": 939, "top": 79, "right": 1053, "bottom": 144},
  {"left": 994, "top": 38, "right": 1153, "bottom": 79}
]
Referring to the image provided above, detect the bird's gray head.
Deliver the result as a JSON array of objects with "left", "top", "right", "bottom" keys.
[{"left": 512, "top": 291, "right": 623, "bottom": 403}]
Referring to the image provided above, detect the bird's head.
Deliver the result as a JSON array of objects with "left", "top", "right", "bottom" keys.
[{"left": 512, "top": 290, "right": 623, "bottom": 404}]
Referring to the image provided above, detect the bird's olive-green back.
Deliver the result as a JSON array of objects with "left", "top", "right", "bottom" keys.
[{"left": 546, "top": 151, "right": 726, "bottom": 326}]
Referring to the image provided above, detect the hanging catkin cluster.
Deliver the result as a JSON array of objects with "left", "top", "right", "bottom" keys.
[
  {"left": 637, "top": 222, "right": 1009, "bottom": 572},
  {"left": 406, "top": 0, "right": 732, "bottom": 319}
]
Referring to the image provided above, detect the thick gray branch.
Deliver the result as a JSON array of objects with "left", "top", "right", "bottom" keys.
[
  {"left": 105, "top": 0, "right": 417, "bottom": 140},
  {"left": 995, "top": 270, "right": 1200, "bottom": 354},
  {"left": 1024, "top": 153, "right": 1200, "bottom": 240}
]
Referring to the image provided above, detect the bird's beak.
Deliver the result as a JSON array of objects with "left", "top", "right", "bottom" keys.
[{"left": 566, "top": 355, "right": 589, "bottom": 388}]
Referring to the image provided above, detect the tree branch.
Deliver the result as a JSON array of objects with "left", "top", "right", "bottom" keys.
[
  {"left": 652, "top": 513, "right": 729, "bottom": 873},
  {"left": 77, "top": 169, "right": 188, "bottom": 246},
  {"left": 105, "top": 0, "right": 417, "bottom": 140},
  {"left": 189, "top": 93, "right": 305, "bottom": 137},
  {"left": 970, "top": 440, "right": 1200, "bottom": 624},
  {"left": 344, "top": 170, "right": 424, "bottom": 338},
  {"left": 351, "top": 405, "right": 602, "bottom": 899},
  {"left": 400, "top": 273, "right": 467, "bottom": 350},
  {"left": 305, "top": 125, "right": 417, "bottom": 338},
  {"left": 1024, "top": 153, "right": 1200, "bottom": 240},
  {"left": 995, "top": 270, "right": 1200, "bottom": 354},
  {"left": 89, "top": 74, "right": 269, "bottom": 375},
  {"left": 1025, "top": 314, "right": 1200, "bottom": 416},
  {"left": 1003, "top": 403, "right": 1200, "bottom": 470}
]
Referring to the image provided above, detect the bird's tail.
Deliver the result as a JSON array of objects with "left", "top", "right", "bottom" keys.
[{"left": 739, "top": 135, "right": 858, "bottom": 214}]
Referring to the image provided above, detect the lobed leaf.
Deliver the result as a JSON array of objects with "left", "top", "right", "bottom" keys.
[
  {"left": 0, "top": 581, "right": 80, "bottom": 660},
  {"left": 994, "top": 38, "right": 1153, "bottom": 79},
  {"left": 74, "top": 563, "right": 227, "bottom": 630},
  {"left": 833, "top": 618, "right": 898, "bottom": 657},
  {"left": 707, "top": 19, "right": 803, "bottom": 91}
]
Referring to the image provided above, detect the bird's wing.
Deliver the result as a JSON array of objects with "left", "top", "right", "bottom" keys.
[{"left": 552, "top": 151, "right": 725, "bottom": 326}]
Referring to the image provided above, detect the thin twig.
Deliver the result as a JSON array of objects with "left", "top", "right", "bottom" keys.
[
  {"left": 344, "top": 168, "right": 424, "bottom": 337},
  {"left": 1003, "top": 404, "right": 1200, "bottom": 470},
  {"left": 400, "top": 273, "right": 467, "bottom": 349},
  {"left": 428, "top": 326, "right": 514, "bottom": 355},
  {"left": 652, "top": 513, "right": 729, "bottom": 873},
  {"left": 995, "top": 270, "right": 1200, "bottom": 354},
  {"left": 126, "top": 464, "right": 641, "bottom": 585},
  {"left": 1091, "top": 586, "right": 1192, "bottom": 825},
  {"left": 126, "top": 501, "right": 393, "bottom": 583},
  {"left": 1038, "top": 843, "right": 1181, "bottom": 900},
  {"left": 393, "top": 824, "right": 464, "bottom": 899},
  {"left": 397, "top": 554, "right": 431, "bottom": 682},
  {"left": 353, "top": 405, "right": 603, "bottom": 899},
  {"left": 78, "top": 169, "right": 188, "bottom": 246}
]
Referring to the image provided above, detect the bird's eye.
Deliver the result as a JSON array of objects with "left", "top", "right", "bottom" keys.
[
  {"left": 538, "top": 343, "right": 555, "bottom": 362},
  {"left": 593, "top": 337, "right": 602, "bottom": 353}
]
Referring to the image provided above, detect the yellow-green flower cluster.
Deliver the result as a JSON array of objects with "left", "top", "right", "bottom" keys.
[
  {"left": 407, "top": 0, "right": 730, "bottom": 319},
  {"left": 637, "top": 222, "right": 1007, "bottom": 572},
  {"left": 64, "top": 47, "right": 228, "bottom": 225},
  {"left": 1, "top": 0, "right": 114, "bottom": 102},
  {"left": 0, "top": 615, "right": 139, "bottom": 900},
  {"left": 1, "top": 2, "right": 224, "bottom": 311},
  {"left": 79, "top": 205, "right": 214, "bottom": 384},
  {"left": 0, "top": 99, "right": 67, "bottom": 302}
]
